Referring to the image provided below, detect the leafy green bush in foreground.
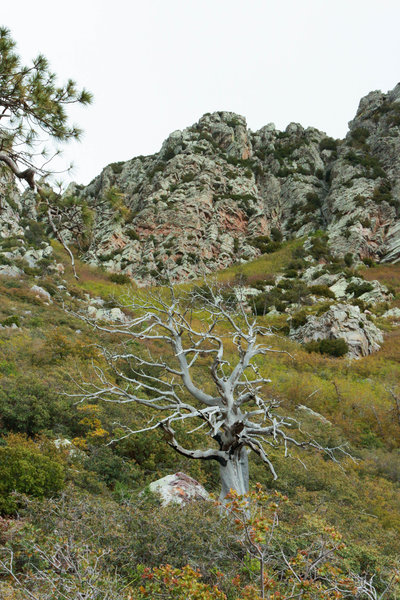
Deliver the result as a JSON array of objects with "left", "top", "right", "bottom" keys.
[{"left": 0, "top": 437, "right": 65, "bottom": 514}]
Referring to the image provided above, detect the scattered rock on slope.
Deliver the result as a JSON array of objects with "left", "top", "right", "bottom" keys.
[
  {"left": 289, "top": 303, "right": 383, "bottom": 358},
  {"left": 148, "top": 472, "right": 210, "bottom": 505}
]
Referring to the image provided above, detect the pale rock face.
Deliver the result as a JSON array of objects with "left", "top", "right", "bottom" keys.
[
  {"left": 383, "top": 307, "right": 400, "bottom": 319},
  {"left": 3, "top": 85, "right": 400, "bottom": 286},
  {"left": 73, "top": 113, "right": 332, "bottom": 284},
  {"left": 53, "top": 438, "right": 82, "bottom": 457},
  {"left": 325, "top": 84, "right": 400, "bottom": 261},
  {"left": 23, "top": 248, "right": 47, "bottom": 268},
  {"left": 233, "top": 286, "right": 264, "bottom": 301},
  {"left": 290, "top": 303, "right": 383, "bottom": 358},
  {"left": 329, "top": 276, "right": 391, "bottom": 303},
  {"left": 0, "top": 175, "right": 59, "bottom": 276},
  {"left": 148, "top": 472, "right": 210, "bottom": 505},
  {"left": 0, "top": 265, "right": 23, "bottom": 278},
  {"left": 0, "top": 175, "right": 24, "bottom": 239},
  {"left": 31, "top": 285, "right": 52, "bottom": 303},
  {"left": 327, "top": 278, "right": 349, "bottom": 299},
  {"left": 87, "top": 305, "right": 129, "bottom": 323},
  {"left": 44, "top": 84, "right": 400, "bottom": 284}
]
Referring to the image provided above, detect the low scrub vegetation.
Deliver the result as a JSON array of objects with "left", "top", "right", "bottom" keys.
[{"left": 0, "top": 243, "right": 400, "bottom": 598}]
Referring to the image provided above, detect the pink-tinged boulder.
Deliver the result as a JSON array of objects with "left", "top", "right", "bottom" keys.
[{"left": 148, "top": 472, "right": 210, "bottom": 506}]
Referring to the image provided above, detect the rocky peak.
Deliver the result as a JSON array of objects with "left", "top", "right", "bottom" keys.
[
  {"left": 325, "top": 83, "right": 400, "bottom": 262},
  {"left": 3, "top": 83, "right": 400, "bottom": 285}
]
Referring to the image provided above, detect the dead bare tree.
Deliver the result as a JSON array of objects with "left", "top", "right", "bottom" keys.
[{"left": 72, "top": 284, "right": 346, "bottom": 500}]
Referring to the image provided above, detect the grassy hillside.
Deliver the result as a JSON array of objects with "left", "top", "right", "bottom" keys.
[{"left": 1, "top": 241, "right": 400, "bottom": 598}]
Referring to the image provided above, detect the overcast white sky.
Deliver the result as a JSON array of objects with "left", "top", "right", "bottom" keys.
[{"left": 2, "top": 0, "right": 400, "bottom": 185}]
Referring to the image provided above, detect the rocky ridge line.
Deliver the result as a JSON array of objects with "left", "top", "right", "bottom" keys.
[{"left": 1, "top": 83, "right": 400, "bottom": 285}]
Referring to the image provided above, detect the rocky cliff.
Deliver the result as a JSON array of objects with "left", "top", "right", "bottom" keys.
[{"left": 2, "top": 83, "right": 400, "bottom": 285}]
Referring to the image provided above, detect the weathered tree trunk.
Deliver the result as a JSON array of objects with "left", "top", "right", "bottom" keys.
[{"left": 219, "top": 447, "right": 249, "bottom": 501}]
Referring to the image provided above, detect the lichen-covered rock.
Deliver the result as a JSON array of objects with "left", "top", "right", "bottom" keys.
[
  {"left": 3, "top": 84, "right": 400, "bottom": 285},
  {"left": 70, "top": 112, "right": 334, "bottom": 284},
  {"left": 31, "top": 285, "right": 52, "bottom": 303},
  {"left": 290, "top": 303, "right": 383, "bottom": 358},
  {"left": 0, "top": 265, "right": 23, "bottom": 278},
  {"left": 325, "top": 83, "right": 400, "bottom": 262},
  {"left": 148, "top": 472, "right": 210, "bottom": 505},
  {"left": 87, "top": 305, "right": 129, "bottom": 323},
  {"left": 329, "top": 276, "right": 391, "bottom": 303},
  {"left": 383, "top": 307, "right": 400, "bottom": 319},
  {"left": 64, "top": 83, "right": 400, "bottom": 284},
  {"left": 0, "top": 173, "right": 24, "bottom": 239}
]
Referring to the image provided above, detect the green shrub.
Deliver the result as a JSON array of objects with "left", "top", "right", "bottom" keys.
[
  {"left": 0, "top": 441, "right": 65, "bottom": 514},
  {"left": 109, "top": 161, "right": 124, "bottom": 175},
  {"left": 277, "top": 278, "right": 294, "bottom": 290},
  {"left": 250, "top": 236, "right": 281, "bottom": 254},
  {"left": 372, "top": 180, "right": 398, "bottom": 210},
  {"left": 360, "top": 218, "right": 371, "bottom": 229},
  {"left": 98, "top": 249, "right": 122, "bottom": 262},
  {"left": 354, "top": 195, "right": 367, "bottom": 207},
  {"left": 282, "top": 281, "right": 309, "bottom": 304},
  {"left": 104, "top": 186, "right": 131, "bottom": 223},
  {"left": 251, "top": 278, "right": 275, "bottom": 291},
  {"left": 188, "top": 252, "right": 199, "bottom": 264},
  {"left": 83, "top": 446, "right": 139, "bottom": 489},
  {"left": 287, "top": 259, "right": 306, "bottom": 271},
  {"left": 252, "top": 291, "right": 278, "bottom": 315},
  {"left": 308, "top": 285, "right": 335, "bottom": 299},
  {"left": 284, "top": 269, "right": 298, "bottom": 279},
  {"left": 350, "top": 127, "right": 370, "bottom": 148},
  {"left": 182, "top": 172, "right": 196, "bottom": 183},
  {"left": 345, "top": 281, "right": 374, "bottom": 298},
  {"left": 345, "top": 151, "right": 386, "bottom": 179},
  {"left": 310, "top": 233, "right": 330, "bottom": 260},
  {"left": 311, "top": 269, "right": 325, "bottom": 280},
  {"left": 343, "top": 253, "right": 353, "bottom": 267},
  {"left": 292, "top": 245, "right": 306, "bottom": 259},
  {"left": 374, "top": 100, "right": 400, "bottom": 125},
  {"left": 109, "top": 273, "right": 131, "bottom": 285},
  {"left": 1, "top": 315, "right": 20, "bottom": 327},
  {"left": 126, "top": 228, "right": 140, "bottom": 241},
  {"left": 362, "top": 257, "right": 374, "bottom": 267},
  {"left": 0, "top": 378, "right": 75, "bottom": 437},
  {"left": 148, "top": 162, "right": 166, "bottom": 180},
  {"left": 274, "top": 140, "right": 303, "bottom": 161},
  {"left": 302, "top": 192, "right": 322, "bottom": 213},
  {"left": 305, "top": 337, "right": 349, "bottom": 357},
  {"left": 315, "top": 302, "right": 333, "bottom": 315},
  {"left": 270, "top": 227, "right": 283, "bottom": 242},
  {"left": 0, "top": 236, "right": 22, "bottom": 250},
  {"left": 351, "top": 298, "right": 368, "bottom": 312},
  {"left": 291, "top": 310, "right": 308, "bottom": 329},
  {"left": 319, "top": 137, "right": 338, "bottom": 151},
  {"left": 24, "top": 220, "right": 48, "bottom": 248}
]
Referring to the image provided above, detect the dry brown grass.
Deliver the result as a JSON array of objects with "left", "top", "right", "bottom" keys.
[{"left": 361, "top": 263, "right": 400, "bottom": 290}]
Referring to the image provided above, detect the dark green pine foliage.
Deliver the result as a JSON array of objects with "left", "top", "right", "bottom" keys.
[{"left": 0, "top": 26, "right": 92, "bottom": 184}]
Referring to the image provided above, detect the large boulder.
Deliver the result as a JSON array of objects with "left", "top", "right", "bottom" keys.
[
  {"left": 0, "top": 265, "right": 23, "bottom": 278},
  {"left": 148, "top": 472, "right": 210, "bottom": 506},
  {"left": 290, "top": 303, "right": 383, "bottom": 358},
  {"left": 87, "top": 305, "right": 129, "bottom": 323}
]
